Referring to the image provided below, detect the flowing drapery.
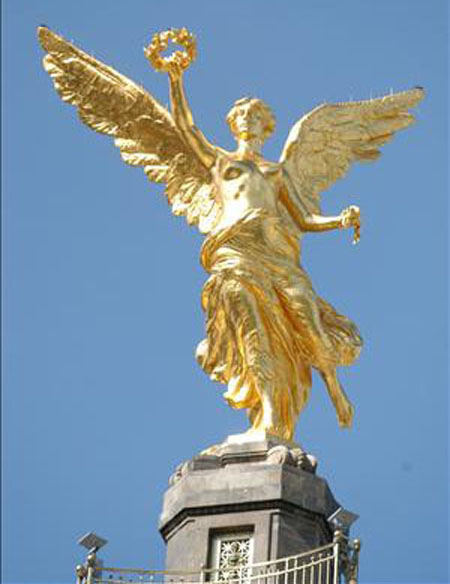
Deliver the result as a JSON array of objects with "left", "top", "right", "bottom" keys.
[{"left": 196, "top": 209, "right": 362, "bottom": 440}]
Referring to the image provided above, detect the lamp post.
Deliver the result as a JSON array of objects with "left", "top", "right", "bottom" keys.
[
  {"left": 76, "top": 532, "right": 108, "bottom": 584},
  {"left": 328, "top": 509, "right": 361, "bottom": 584}
]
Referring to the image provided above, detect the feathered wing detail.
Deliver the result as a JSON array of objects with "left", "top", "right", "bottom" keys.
[
  {"left": 280, "top": 88, "right": 425, "bottom": 218},
  {"left": 38, "top": 26, "right": 220, "bottom": 234}
]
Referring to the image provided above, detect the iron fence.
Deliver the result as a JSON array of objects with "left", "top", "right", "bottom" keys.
[{"left": 77, "top": 531, "right": 360, "bottom": 584}]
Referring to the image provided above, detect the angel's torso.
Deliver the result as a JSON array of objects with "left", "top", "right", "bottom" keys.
[{"left": 212, "top": 153, "right": 283, "bottom": 232}]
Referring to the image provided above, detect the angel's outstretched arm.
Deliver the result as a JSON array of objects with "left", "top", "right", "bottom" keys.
[
  {"left": 168, "top": 68, "right": 216, "bottom": 169},
  {"left": 280, "top": 173, "right": 359, "bottom": 234},
  {"left": 302, "top": 213, "right": 344, "bottom": 232},
  {"left": 280, "top": 88, "right": 423, "bottom": 239}
]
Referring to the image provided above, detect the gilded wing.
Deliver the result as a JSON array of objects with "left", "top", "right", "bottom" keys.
[
  {"left": 38, "top": 27, "right": 220, "bottom": 234},
  {"left": 280, "top": 88, "right": 425, "bottom": 216}
]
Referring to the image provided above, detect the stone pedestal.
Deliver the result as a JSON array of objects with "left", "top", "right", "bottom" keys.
[{"left": 159, "top": 436, "right": 341, "bottom": 574}]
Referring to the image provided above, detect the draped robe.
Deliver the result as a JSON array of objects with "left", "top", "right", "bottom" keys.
[{"left": 196, "top": 208, "right": 362, "bottom": 440}]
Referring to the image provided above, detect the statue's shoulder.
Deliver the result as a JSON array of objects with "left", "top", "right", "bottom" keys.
[{"left": 259, "top": 159, "right": 281, "bottom": 174}]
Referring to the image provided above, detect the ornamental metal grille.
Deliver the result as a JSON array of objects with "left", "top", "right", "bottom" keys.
[{"left": 216, "top": 536, "right": 251, "bottom": 582}]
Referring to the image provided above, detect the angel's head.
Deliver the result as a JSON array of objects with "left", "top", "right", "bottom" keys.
[{"left": 226, "top": 98, "right": 276, "bottom": 144}]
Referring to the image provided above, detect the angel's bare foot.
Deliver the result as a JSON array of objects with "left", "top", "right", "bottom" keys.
[
  {"left": 336, "top": 399, "right": 354, "bottom": 428},
  {"left": 244, "top": 393, "right": 288, "bottom": 440},
  {"left": 320, "top": 369, "right": 354, "bottom": 429},
  {"left": 256, "top": 395, "right": 284, "bottom": 437}
]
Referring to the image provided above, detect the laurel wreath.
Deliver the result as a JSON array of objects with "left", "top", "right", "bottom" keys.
[{"left": 145, "top": 28, "right": 197, "bottom": 73}]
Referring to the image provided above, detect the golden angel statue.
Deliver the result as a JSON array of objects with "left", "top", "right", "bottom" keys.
[{"left": 38, "top": 27, "right": 424, "bottom": 441}]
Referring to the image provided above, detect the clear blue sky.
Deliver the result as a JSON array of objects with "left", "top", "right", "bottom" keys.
[{"left": 2, "top": 1, "right": 448, "bottom": 583}]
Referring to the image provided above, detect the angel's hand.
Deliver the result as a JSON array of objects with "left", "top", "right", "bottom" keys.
[
  {"left": 340, "top": 205, "right": 361, "bottom": 244},
  {"left": 166, "top": 60, "right": 184, "bottom": 81}
]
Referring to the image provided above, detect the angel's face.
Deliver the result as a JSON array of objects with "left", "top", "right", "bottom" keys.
[
  {"left": 227, "top": 98, "right": 275, "bottom": 144},
  {"left": 232, "top": 104, "right": 266, "bottom": 141}
]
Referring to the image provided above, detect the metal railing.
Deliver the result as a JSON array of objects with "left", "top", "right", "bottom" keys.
[{"left": 76, "top": 531, "right": 360, "bottom": 584}]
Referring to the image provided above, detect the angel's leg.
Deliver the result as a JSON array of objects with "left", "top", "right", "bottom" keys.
[
  {"left": 298, "top": 310, "right": 354, "bottom": 428},
  {"left": 281, "top": 276, "right": 354, "bottom": 427},
  {"left": 222, "top": 279, "right": 283, "bottom": 436},
  {"left": 282, "top": 276, "right": 336, "bottom": 366}
]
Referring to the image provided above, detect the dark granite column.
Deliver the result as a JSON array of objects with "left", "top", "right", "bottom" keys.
[{"left": 159, "top": 436, "right": 342, "bottom": 574}]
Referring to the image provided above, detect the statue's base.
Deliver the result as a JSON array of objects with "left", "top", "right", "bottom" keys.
[{"left": 159, "top": 437, "right": 340, "bottom": 573}]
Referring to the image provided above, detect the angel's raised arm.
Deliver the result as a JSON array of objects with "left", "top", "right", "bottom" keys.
[
  {"left": 38, "top": 26, "right": 222, "bottom": 234},
  {"left": 167, "top": 67, "right": 217, "bottom": 169}
]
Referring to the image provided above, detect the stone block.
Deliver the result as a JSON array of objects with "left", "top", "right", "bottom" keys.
[{"left": 159, "top": 436, "right": 340, "bottom": 573}]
